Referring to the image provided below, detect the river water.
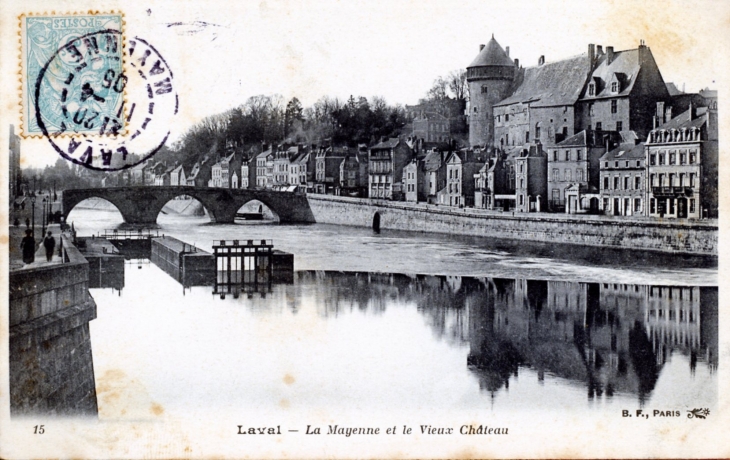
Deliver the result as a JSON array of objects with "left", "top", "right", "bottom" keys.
[{"left": 68, "top": 208, "right": 718, "bottom": 423}]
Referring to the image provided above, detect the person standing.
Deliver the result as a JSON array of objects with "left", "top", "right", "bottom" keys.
[
  {"left": 21, "top": 229, "right": 35, "bottom": 265},
  {"left": 43, "top": 231, "right": 56, "bottom": 262}
]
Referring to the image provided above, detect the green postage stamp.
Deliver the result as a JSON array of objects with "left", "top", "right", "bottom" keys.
[{"left": 20, "top": 13, "right": 125, "bottom": 137}]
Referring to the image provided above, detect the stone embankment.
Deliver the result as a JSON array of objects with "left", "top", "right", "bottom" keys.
[{"left": 306, "top": 195, "right": 717, "bottom": 256}]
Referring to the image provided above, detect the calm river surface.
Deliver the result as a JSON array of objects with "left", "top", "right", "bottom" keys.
[{"left": 68, "top": 208, "right": 718, "bottom": 421}]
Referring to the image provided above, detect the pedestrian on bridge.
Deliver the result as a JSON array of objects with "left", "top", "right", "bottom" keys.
[
  {"left": 43, "top": 231, "right": 56, "bottom": 262},
  {"left": 21, "top": 229, "right": 35, "bottom": 265}
]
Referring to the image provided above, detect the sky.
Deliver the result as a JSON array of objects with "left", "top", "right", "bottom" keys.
[{"left": 3, "top": 0, "right": 728, "bottom": 168}]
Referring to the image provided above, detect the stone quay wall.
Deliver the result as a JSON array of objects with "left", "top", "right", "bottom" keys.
[
  {"left": 306, "top": 195, "right": 718, "bottom": 256},
  {"left": 9, "top": 235, "right": 98, "bottom": 416}
]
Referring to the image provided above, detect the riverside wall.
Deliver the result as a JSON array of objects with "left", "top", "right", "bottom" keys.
[
  {"left": 306, "top": 195, "right": 718, "bottom": 256},
  {"left": 9, "top": 235, "right": 98, "bottom": 416}
]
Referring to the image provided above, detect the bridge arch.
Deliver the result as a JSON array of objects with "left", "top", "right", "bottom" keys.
[
  {"left": 157, "top": 194, "right": 213, "bottom": 223},
  {"left": 235, "top": 199, "right": 280, "bottom": 222}
]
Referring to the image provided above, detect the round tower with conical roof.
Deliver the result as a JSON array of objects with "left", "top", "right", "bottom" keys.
[{"left": 467, "top": 36, "right": 517, "bottom": 148}]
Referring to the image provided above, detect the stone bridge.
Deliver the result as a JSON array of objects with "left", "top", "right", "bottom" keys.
[{"left": 62, "top": 186, "right": 316, "bottom": 225}]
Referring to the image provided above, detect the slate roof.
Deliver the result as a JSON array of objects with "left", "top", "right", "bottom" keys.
[
  {"left": 580, "top": 49, "right": 648, "bottom": 99},
  {"left": 468, "top": 37, "right": 515, "bottom": 68},
  {"left": 423, "top": 150, "right": 444, "bottom": 172},
  {"left": 495, "top": 54, "right": 592, "bottom": 108},
  {"left": 600, "top": 142, "right": 645, "bottom": 161},
  {"left": 665, "top": 82, "right": 683, "bottom": 96},
  {"left": 371, "top": 138, "right": 400, "bottom": 150},
  {"left": 655, "top": 108, "right": 707, "bottom": 132},
  {"left": 556, "top": 130, "right": 588, "bottom": 147}
]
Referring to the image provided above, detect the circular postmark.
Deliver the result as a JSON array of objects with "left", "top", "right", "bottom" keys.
[{"left": 34, "top": 29, "right": 178, "bottom": 171}]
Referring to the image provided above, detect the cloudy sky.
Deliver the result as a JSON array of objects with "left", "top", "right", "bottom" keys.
[{"left": 4, "top": 0, "right": 728, "bottom": 167}]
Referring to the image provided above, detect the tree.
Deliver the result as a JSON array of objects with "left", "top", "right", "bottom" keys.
[
  {"left": 284, "top": 97, "right": 304, "bottom": 138},
  {"left": 446, "top": 69, "right": 468, "bottom": 102}
]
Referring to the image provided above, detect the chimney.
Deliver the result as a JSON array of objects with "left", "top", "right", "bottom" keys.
[
  {"left": 596, "top": 45, "right": 603, "bottom": 55},
  {"left": 505, "top": 46, "right": 510, "bottom": 57},
  {"left": 606, "top": 46, "right": 614, "bottom": 64},
  {"left": 479, "top": 44, "right": 485, "bottom": 52},
  {"left": 514, "top": 58, "right": 519, "bottom": 68},
  {"left": 538, "top": 55, "right": 545, "bottom": 66},
  {"left": 588, "top": 44, "right": 595, "bottom": 63}
]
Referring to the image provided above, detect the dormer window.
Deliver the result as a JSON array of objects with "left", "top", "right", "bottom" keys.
[
  {"left": 611, "top": 81, "right": 619, "bottom": 93},
  {"left": 588, "top": 83, "right": 595, "bottom": 96}
]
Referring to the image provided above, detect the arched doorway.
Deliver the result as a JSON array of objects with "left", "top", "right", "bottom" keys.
[{"left": 372, "top": 212, "right": 381, "bottom": 233}]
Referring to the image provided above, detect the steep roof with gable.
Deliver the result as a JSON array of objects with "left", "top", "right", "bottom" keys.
[
  {"left": 581, "top": 49, "right": 642, "bottom": 99},
  {"left": 655, "top": 108, "right": 707, "bottom": 132},
  {"left": 495, "top": 54, "right": 592, "bottom": 108},
  {"left": 468, "top": 37, "right": 515, "bottom": 68},
  {"left": 423, "top": 150, "right": 444, "bottom": 172}
]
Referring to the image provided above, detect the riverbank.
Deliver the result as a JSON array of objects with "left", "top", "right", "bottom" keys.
[{"left": 306, "top": 195, "right": 718, "bottom": 256}]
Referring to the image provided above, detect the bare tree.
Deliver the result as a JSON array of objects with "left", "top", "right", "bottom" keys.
[{"left": 446, "top": 69, "right": 468, "bottom": 102}]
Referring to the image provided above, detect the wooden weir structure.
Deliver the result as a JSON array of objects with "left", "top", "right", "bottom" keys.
[{"left": 212, "top": 239, "right": 274, "bottom": 298}]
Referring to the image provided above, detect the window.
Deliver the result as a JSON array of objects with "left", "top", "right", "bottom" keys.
[
  {"left": 588, "top": 84, "right": 595, "bottom": 96},
  {"left": 611, "top": 81, "right": 619, "bottom": 93},
  {"left": 525, "top": 131, "right": 530, "bottom": 143},
  {"left": 603, "top": 177, "right": 609, "bottom": 190},
  {"left": 669, "top": 173, "right": 675, "bottom": 186},
  {"left": 611, "top": 100, "right": 617, "bottom": 114},
  {"left": 519, "top": 163, "right": 524, "bottom": 173},
  {"left": 520, "top": 178, "right": 524, "bottom": 189},
  {"left": 659, "top": 173, "right": 665, "bottom": 185},
  {"left": 564, "top": 169, "right": 572, "bottom": 181},
  {"left": 604, "top": 161, "right": 608, "bottom": 168},
  {"left": 481, "top": 85, "right": 488, "bottom": 94},
  {"left": 565, "top": 150, "right": 570, "bottom": 161},
  {"left": 576, "top": 150, "right": 582, "bottom": 161},
  {"left": 553, "top": 151, "right": 558, "bottom": 161},
  {"left": 689, "top": 173, "right": 695, "bottom": 187},
  {"left": 596, "top": 122, "right": 602, "bottom": 131},
  {"left": 659, "top": 154, "right": 665, "bottom": 165},
  {"left": 670, "top": 153, "right": 676, "bottom": 164},
  {"left": 689, "top": 152, "right": 696, "bottom": 164},
  {"left": 519, "top": 195, "right": 524, "bottom": 205},
  {"left": 603, "top": 198, "right": 610, "bottom": 211},
  {"left": 634, "top": 198, "right": 642, "bottom": 212},
  {"left": 577, "top": 169, "right": 583, "bottom": 182},
  {"left": 535, "top": 123, "right": 541, "bottom": 139},
  {"left": 589, "top": 103, "right": 595, "bottom": 116},
  {"left": 497, "top": 115, "right": 501, "bottom": 122},
  {"left": 636, "top": 161, "right": 641, "bottom": 167},
  {"left": 635, "top": 176, "right": 641, "bottom": 189},
  {"left": 680, "top": 153, "right": 686, "bottom": 164},
  {"left": 650, "top": 154, "right": 656, "bottom": 165},
  {"left": 624, "top": 177, "right": 630, "bottom": 190},
  {"left": 553, "top": 168, "right": 560, "bottom": 181},
  {"left": 690, "top": 199, "right": 696, "bottom": 213},
  {"left": 505, "top": 114, "right": 509, "bottom": 122},
  {"left": 614, "top": 176, "right": 619, "bottom": 189},
  {"left": 616, "top": 121, "right": 623, "bottom": 131}
]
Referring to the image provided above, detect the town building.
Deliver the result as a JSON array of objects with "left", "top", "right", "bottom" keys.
[
  {"left": 254, "top": 147, "right": 272, "bottom": 189},
  {"left": 514, "top": 144, "right": 547, "bottom": 213},
  {"left": 412, "top": 112, "right": 450, "bottom": 143},
  {"left": 186, "top": 157, "right": 212, "bottom": 187},
  {"left": 403, "top": 157, "right": 426, "bottom": 202},
  {"left": 368, "top": 138, "right": 412, "bottom": 200},
  {"left": 438, "top": 150, "right": 483, "bottom": 207},
  {"left": 169, "top": 164, "right": 186, "bottom": 187},
  {"left": 208, "top": 153, "right": 236, "bottom": 188},
  {"left": 314, "top": 146, "right": 349, "bottom": 194},
  {"left": 645, "top": 105, "right": 718, "bottom": 219},
  {"left": 547, "top": 131, "right": 606, "bottom": 213},
  {"left": 599, "top": 142, "right": 645, "bottom": 216}
]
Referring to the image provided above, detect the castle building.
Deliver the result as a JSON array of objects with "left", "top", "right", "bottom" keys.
[
  {"left": 466, "top": 36, "right": 518, "bottom": 148},
  {"left": 467, "top": 37, "right": 670, "bottom": 152}
]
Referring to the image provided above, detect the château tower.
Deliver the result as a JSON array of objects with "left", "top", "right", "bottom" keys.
[{"left": 467, "top": 36, "right": 518, "bottom": 148}]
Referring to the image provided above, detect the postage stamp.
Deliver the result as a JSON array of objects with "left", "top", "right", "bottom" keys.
[{"left": 20, "top": 13, "right": 125, "bottom": 137}]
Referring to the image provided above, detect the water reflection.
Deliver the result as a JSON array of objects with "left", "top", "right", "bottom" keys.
[{"left": 289, "top": 271, "right": 717, "bottom": 402}]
